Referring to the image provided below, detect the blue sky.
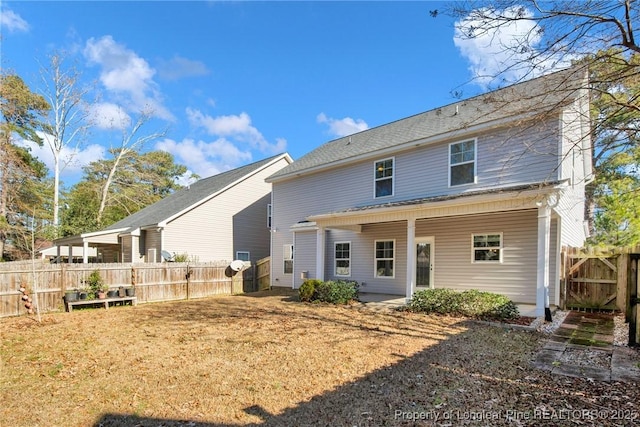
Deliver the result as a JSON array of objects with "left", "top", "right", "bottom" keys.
[{"left": 1, "top": 1, "right": 535, "bottom": 187}]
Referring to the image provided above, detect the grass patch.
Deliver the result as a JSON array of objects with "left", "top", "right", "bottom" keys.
[{"left": 1, "top": 288, "right": 636, "bottom": 426}]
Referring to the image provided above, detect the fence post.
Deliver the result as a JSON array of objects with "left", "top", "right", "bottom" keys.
[
  {"left": 559, "top": 247, "right": 567, "bottom": 310},
  {"left": 59, "top": 263, "right": 66, "bottom": 294},
  {"left": 630, "top": 257, "right": 638, "bottom": 345},
  {"left": 186, "top": 263, "right": 191, "bottom": 300},
  {"left": 617, "top": 252, "right": 629, "bottom": 313}
]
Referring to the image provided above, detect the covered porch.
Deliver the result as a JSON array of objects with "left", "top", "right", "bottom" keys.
[
  {"left": 53, "top": 228, "right": 128, "bottom": 264},
  {"left": 297, "top": 182, "right": 566, "bottom": 317}
]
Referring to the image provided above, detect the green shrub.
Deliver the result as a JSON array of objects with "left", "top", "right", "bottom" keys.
[
  {"left": 172, "top": 252, "right": 190, "bottom": 262},
  {"left": 299, "top": 279, "right": 322, "bottom": 302},
  {"left": 407, "top": 288, "right": 519, "bottom": 321},
  {"left": 85, "top": 270, "right": 108, "bottom": 300},
  {"left": 300, "top": 279, "right": 359, "bottom": 304},
  {"left": 407, "top": 288, "right": 461, "bottom": 315}
]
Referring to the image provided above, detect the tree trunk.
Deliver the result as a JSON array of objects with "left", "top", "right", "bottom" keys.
[
  {"left": 97, "top": 150, "right": 125, "bottom": 226},
  {"left": 53, "top": 153, "right": 60, "bottom": 231},
  {"left": 0, "top": 138, "right": 9, "bottom": 260}
]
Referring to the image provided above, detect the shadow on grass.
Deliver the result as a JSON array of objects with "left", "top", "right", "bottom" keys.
[
  {"left": 136, "top": 291, "right": 458, "bottom": 342},
  {"left": 91, "top": 316, "right": 627, "bottom": 427},
  {"left": 237, "top": 287, "right": 299, "bottom": 302}
]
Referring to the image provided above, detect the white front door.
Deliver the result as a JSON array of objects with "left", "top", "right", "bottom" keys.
[{"left": 415, "top": 236, "right": 434, "bottom": 290}]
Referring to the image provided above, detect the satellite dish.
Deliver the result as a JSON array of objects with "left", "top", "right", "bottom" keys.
[
  {"left": 229, "top": 259, "right": 245, "bottom": 272},
  {"left": 161, "top": 250, "right": 174, "bottom": 262}
]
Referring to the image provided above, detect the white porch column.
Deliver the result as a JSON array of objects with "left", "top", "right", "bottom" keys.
[
  {"left": 406, "top": 217, "right": 416, "bottom": 302},
  {"left": 316, "top": 226, "right": 325, "bottom": 281},
  {"left": 536, "top": 202, "right": 551, "bottom": 318},
  {"left": 83, "top": 241, "right": 89, "bottom": 264}
]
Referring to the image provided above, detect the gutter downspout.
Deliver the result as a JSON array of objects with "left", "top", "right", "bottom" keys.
[
  {"left": 406, "top": 217, "right": 416, "bottom": 303},
  {"left": 537, "top": 198, "right": 555, "bottom": 322}
]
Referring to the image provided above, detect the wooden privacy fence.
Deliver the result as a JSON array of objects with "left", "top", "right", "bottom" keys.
[
  {"left": 0, "top": 261, "right": 254, "bottom": 318},
  {"left": 561, "top": 245, "right": 640, "bottom": 346}
]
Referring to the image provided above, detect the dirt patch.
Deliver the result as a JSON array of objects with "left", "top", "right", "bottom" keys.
[{"left": 2, "top": 289, "right": 639, "bottom": 426}]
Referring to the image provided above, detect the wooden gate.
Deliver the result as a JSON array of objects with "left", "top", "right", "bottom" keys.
[{"left": 562, "top": 247, "right": 620, "bottom": 311}]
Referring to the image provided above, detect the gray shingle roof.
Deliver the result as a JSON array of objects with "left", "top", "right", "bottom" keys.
[
  {"left": 267, "top": 66, "right": 587, "bottom": 182},
  {"left": 105, "top": 153, "right": 286, "bottom": 231}
]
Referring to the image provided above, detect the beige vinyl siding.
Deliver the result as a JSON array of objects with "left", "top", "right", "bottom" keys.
[
  {"left": 319, "top": 210, "right": 556, "bottom": 302},
  {"left": 322, "top": 225, "right": 407, "bottom": 295},
  {"left": 164, "top": 158, "right": 288, "bottom": 262},
  {"left": 555, "top": 99, "right": 590, "bottom": 247},
  {"left": 100, "top": 248, "right": 120, "bottom": 263},
  {"left": 121, "top": 236, "right": 132, "bottom": 263},
  {"left": 232, "top": 193, "right": 271, "bottom": 262},
  {"left": 556, "top": 184, "right": 587, "bottom": 247},
  {"left": 348, "top": 222, "right": 407, "bottom": 295},
  {"left": 415, "top": 209, "right": 553, "bottom": 304},
  {"left": 145, "top": 229, "right": 161, "bottom": 262},
  {"left": 292, "top": 230, "right": 317, "bottom": 288}
]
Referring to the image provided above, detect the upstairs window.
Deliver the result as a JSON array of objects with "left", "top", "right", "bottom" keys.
[
  {"left": 374, "top": 158, "right": 394, "bottom": 198},
  {"left": 335, "top": 242, "right": 351, "bottom": 277},
  {"left": 450, "top": 140, "right": 476, "bottom": 186},
  {"left": 267, "top": 204, "right": 272, "bottom": 228},
  {"left": 472, "top": 234, "right": 502, "bottom": 262},
  {"left": 374, "top": 240, "right": 395, "bottom": 278}
]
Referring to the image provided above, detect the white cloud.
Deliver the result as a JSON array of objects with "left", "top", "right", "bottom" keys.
[
  {"left": 89, "top": 102, "right": 132, "bottom": 130},
  {"left": 156, "top": 55, "right": 209, "bottom": 81},
  {"left": 83, "top": 36, "right": 173, "bottom": 120},
  {"left": 317, "top": 113, "right": 369, "bottom": 137},
  {"left": 453, "top": 6, "right": 572, "bottom": 88},
  {"left": 1, "top": 9, "right": 29, "bottom": 33},
  {"left": 18, "top": 133, "right": 105, "bottom": 177},
  {"left": 186, "top": 108, "right": 286, "bottom": 154},
  {"left": 155, "top": 137, "right": 253, "bottom": 179}
]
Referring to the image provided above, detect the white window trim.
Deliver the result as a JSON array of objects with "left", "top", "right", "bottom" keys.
[
  {"left": 374, "top": 239, "right": 396, "bottom": 279},
  {"left": 236, "top": 251, "right": 250, "bottom": 261},
  {"left": 448, "top": 138, "right": 477, "bottom": 187},
  {"left": 373, "top": 157, "right": 395, "bottom": 198},
  {"left": 334, "top": 241, "right": 351, "bottom": 277},
  {"left": 471, "top": 233, "right": 503, "bottom": 263},
  {"left": 267, "top": 203, "right": 272, "bottom": 229},
  {"left": 283, "top": 244, "right": 294, "bottom": 274}
]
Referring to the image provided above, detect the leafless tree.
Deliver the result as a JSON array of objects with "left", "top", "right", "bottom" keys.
[
  {"left": 38, "top": 52, "right": 91, "bottom": 232},
  {"left": 439, "top": 1, "right": 640, "bottom": 236},
  {"left": 448, "top": 1, "right": 639, "bottom": 83},
  {"left": 97, "top": 108, "right": 167, "bottom": 226}
]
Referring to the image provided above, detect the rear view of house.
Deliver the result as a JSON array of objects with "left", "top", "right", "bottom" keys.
[
  {"left": 267, "top": 67, "right": 592, "bottom": 316},
  {"left": 55, "top": 153, "right": 292, "bottom": 264}
]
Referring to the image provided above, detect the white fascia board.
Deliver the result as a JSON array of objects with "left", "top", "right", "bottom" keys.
[
  {"left": 80, "top": 227, "right": 129, "bottom": 238},
  {"left": 290, "top": 221, "right": 318, "bottom": 232}
]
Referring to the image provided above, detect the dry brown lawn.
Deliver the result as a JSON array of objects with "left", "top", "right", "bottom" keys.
[{"left": 1, "top": 288, "right": 639, "bottom": 427}]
